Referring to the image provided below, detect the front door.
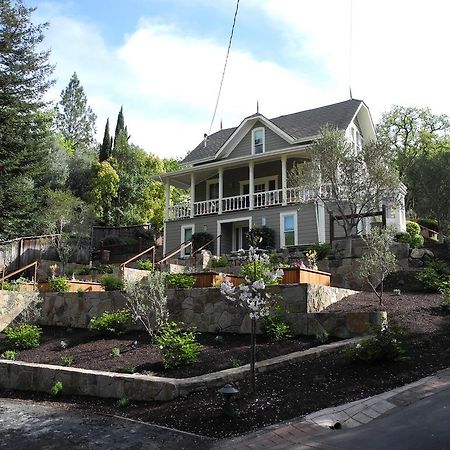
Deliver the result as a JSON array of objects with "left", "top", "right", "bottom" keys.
[{"left": 233, "top": 221, "right": 249, "bottom": 251}]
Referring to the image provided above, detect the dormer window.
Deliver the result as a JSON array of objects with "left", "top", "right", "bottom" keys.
[{"left": 252, "top": 127, "right": 265, "bottom": 154}]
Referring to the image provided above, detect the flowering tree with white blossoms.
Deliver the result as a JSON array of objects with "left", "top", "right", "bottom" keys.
[{"left": 221, "top": 247, "right": 283, "bottom": 393}]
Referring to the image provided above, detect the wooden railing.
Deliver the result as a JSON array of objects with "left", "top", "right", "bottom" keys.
[
  {"left": 120, "top": 245, "right": 156, "bottom": 271},
  {"left": 194, "top": 199, "right": 219, "bottom": 215},
  {"left": 192, "top": 234, "right": 222, "bottom": 257},
  {"left": 222, "top": 194, "right": 250, "bottom": 212},
  {"left": 0, "top": 260, "right": 39, "bottom": 290},
  {"left": 157, "top": 240, "right": 193, "bottom": 266}
]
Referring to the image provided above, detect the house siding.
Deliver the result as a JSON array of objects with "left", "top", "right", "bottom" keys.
[
  {"left": 222, "top": 121, "right": 295, "bottom": 160},
  {"left": 194, "top": 158, "right": 304, "bottom": 202},
  {"left": 164, "top": 203, "right": 320, "bottom": 256}
]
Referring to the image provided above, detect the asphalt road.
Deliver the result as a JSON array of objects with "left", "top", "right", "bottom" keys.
[
  {"left": 297, "top": 387, "right": 450, "bottom": 450},
  {"left": 0, "top": 399, "right": 213, "bottom": 450}
]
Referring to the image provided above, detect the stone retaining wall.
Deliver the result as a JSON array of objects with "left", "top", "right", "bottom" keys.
[
  {"left": 0, "top": 338, "right": 363, "bottom": 402},
  {"left": 0, "top": 291, "right": 39, "bottom": 332},
  {"left": 38, "top": 284, "right": 358, "bottom": 336}
]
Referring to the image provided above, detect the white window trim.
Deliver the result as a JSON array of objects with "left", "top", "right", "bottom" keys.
[
  {"left": 279, "top": 211, "right": 298, "bottom": 247},
  {"left": 216, "top": 216, "right": 252, "bottom": 256},
  {"left": 251, "top": 127, "right": 265, "bottom": 155},
  {"left": 206, "top": 178, "right": 219, "bottom": 200},
  {"left": 239, "top": 175, "right": 279, "bottom": 194},
  {"left": 180, "top": 223, "right": 195, "bottom": 257}
]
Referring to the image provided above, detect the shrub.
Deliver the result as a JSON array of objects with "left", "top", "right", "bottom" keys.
[
  {"left": 211, "top": 257, "right": 228, "bottom": 268},
  {"left": 407, "top": 221, "right": 424, "bottom": 248},
  {"left": 348, "top": 322, "right": 406, "bottom": 362},
  {"left": 125, "top": 271, "right": 168, "bottom": 339},
  {"left": 61, "top": 355, "right": 74, "bottom": 366},
  {"left": 155, "top": 322, "right": 202, "bottom": 369},
  {"left": 417, "top": 218, "right": 439, "bottom": 232},
  {"left": 4, "top": 323, "right": 42, "bottom": 350},
  {"left": 441, "top": 288, "right": 450, "bottom": 311},
  {"left": 120, "top": 365, "right": 136, "bottom": 374},
  {"left": 50, "top": 381, "right": 63, "bottom": 396},
  {"left": 241, "top": 259, "right": 279, "bottom": 284},
  {"left": 307, "top": 243, "right": 331, "bottom": 261},
  {"left": 100, "top": 274, "right": 124, "bottom": 291},
  {"left": 246, "top": 226, "right": 275, "bottom": 250},
  {"left": 416, "top": 260, "right": 450, "bottom": 292},
  {"left": 229, "top": 358, "right": 242, "bottom": 368},
  {"left": 116, "top": 397, "right": 130, "bottom": 408},
  {"left": 261, "top": 304, "right": 292, "bottom": 341},
  {"left": 166, "top": 273, "right": 196, "bottom": 288},
  {"left": 48, "top": 276, "right": 70, "bottom": 292},
  {"left": 0, "top": 280, "right": 17, "bottom": 291},
  {"left": 191, "top": 232, "right": 214, "bottom": 252},
  {"left": 89, "top": 309, "right": 130, "bottom": 336},
  {"left": 111, "top": 347, "right": 121, "bottom": 357},
  {"left": 1, "top": 350, "right": 17, "bottom": 360},
  {"left": 136, "top": 259, "right": 154, "bottom": 271}
]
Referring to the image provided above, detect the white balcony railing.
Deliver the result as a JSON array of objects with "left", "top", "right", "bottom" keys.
[
  {"left": 254, "top": 189, "right": 282, "bottom": 208},
  {"left": 194, "top": 199, "right": 219, "bottom": 215},
  {"left": 223, "top": 194, "right": 250, "bottom": 212},
  {"left": 167, "top": 187, "right": 328, "bottom": 220}
]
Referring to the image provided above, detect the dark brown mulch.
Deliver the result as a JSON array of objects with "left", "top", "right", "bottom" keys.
[
  {"left": 0, "top": 328, "right": 317, "bottom": 378},
  {"left": 324, "top": 291, "right": 448, "bottom": 335},
  {"left": 1, "top": 292, "right": 449, "bottom": 438}
]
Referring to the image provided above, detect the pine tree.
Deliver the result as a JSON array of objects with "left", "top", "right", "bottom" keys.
[
  {"left": 0, "top": 0, "right": 54, "bottom": 240},
  {"left": 56, "top": 72, "right": 97, "bottom": 150},
  {"left": 113, "top": 106, "right": 128, "bottom": 150},
  {"left": 99, "top": 118, "right": 113, "bottom": 161}
]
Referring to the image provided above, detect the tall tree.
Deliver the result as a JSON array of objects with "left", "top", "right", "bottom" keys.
[
  {"left": 56, "top": 72, "right": 97, "bottom": 150},
  {"left": 0, "top": 0, "right": 54, "bottom": 240},
  {"left": 289, "top": 126, "right": 400, "bottom": 255},
  {"left": 113, "top": 106, "right": 127, "bottom": 150},
  {"left": 377, "top": 105, "right": 450, "bottom": 180},
  {"left": 99, "top": 118, "right": 113, "bottom": 161}
]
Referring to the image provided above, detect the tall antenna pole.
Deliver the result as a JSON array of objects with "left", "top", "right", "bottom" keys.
[{"left": 348, "top": 0, "right": 353, "bottom": 99}]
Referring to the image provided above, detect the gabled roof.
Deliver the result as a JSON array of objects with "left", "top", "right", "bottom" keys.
[{"left": 182, "top": 99, "right": 363, "bottom": 165}]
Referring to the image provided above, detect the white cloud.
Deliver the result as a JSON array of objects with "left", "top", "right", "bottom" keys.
[{"left": 36, "top": 0, "right": 450, "bottom": 160}]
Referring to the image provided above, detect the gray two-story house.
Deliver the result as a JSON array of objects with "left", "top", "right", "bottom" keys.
[{"left": 157, "top": 99, "right": 406, "bottom": 257}]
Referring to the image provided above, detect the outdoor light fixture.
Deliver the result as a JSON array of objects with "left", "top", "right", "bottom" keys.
[
  {"left": 218, "top": 383, "right": 239, "bottom": 418},
  {"left": 203, "top": 225, "right": 208, "bottom": 232}
]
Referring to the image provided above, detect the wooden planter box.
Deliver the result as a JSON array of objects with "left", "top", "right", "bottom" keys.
[
  {"left": 192, "top": 272, "right": 244, "bottom": 288},
  {"left": 38, "top": 280, "right": 105, "bottom": 293},
  {"left": 281, "top": 267, "right": 331, "bottom": 286}
]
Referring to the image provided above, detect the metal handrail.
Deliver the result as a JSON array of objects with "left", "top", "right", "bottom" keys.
[
  {"left": 0, "top": 260, "right": 39, "bottom": 290},
  {"left": 192, "top": 234, "right": 222, "bottom": 256},
  {"left": 120, "top": 245, "right": 156, "bottom": 271},
  {"left": 157, "top": 240, "right": 192, "bottom": 266}
]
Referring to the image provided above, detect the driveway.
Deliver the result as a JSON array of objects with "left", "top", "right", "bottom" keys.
[{"left": 0, "top": 398, "right": 213, "bottom": 450}]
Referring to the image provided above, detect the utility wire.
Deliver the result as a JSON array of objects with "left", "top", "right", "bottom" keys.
[
  {"left": 348, "top": 0, "right": 353, "bottom": 99},
  {"left": 208, "top": 0, "right": 240, "bottom": 135}
]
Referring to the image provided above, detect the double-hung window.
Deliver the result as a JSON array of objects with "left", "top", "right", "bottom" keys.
[
  {"left": 252, "top": 128, "right": 265, "bottom": 154},
  {"left": 280, "top": 212, "right": 297, "bottom": 247}
]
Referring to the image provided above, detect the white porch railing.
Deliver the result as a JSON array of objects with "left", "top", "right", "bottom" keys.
[
  {"left": 167, "top": 187, "right": 330, "bottom": 220},
  {"left": 223, "top": 194, "right": 250, "bottom": 212},
  {"left": 194, "top": 199, "right": 219, "bottom": 215},
  {"left": 168, "top": 202, "right": 190, "bottom": 220},
  {"left": 254, "top": 189, "right": 282, "bottom": 208}
]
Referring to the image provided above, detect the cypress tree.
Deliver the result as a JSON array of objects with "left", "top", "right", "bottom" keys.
[
  {"left": 99, "top": 118, "right": 112, "bottom": 161},
  {"left": 113, "top": 106, "right": 128, "bottom": 150}
]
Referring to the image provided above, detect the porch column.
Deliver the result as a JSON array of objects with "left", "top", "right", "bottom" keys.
[
  {"left": 218, "top": 167, "right": 223, "bottom": 215},
  {"left": 165, "top": 178, "right": 170, "bottom": 220},
  {"left": 281, "top": 155, "right": 287, "bottom": 206},
  {"left": 249, "top": 161, "right": 254, "bottom": 210},
  {"left": 190, "top": 172, "right": 195, "bottom": 218}
]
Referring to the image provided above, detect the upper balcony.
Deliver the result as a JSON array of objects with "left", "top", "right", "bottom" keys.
[{"left": 167, "top": 187, "right": 319, "bottom": 220}]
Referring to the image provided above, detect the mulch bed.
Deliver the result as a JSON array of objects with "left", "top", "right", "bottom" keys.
[
  {"left": 1, "top": 291, "right": 450, "bottom": 438},
  {"left": 0, "top": 328, "right": 318, "bottom": 378}
]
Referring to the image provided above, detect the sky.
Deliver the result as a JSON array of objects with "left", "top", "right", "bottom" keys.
[{"left": 29, "top": 0, "right": 450, "bottom": 160}]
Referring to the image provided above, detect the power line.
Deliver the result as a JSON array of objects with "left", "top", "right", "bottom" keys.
[
  {"left": 208, "top": 0, "right": 240, "bottom": 135},
  {"left": 349, "top": 0, "right": 353, "bottom": 99}
]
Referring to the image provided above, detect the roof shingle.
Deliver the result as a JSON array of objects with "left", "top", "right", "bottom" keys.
[{"left": 182, "top": 99, "right": 362, "bottom": 164}]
